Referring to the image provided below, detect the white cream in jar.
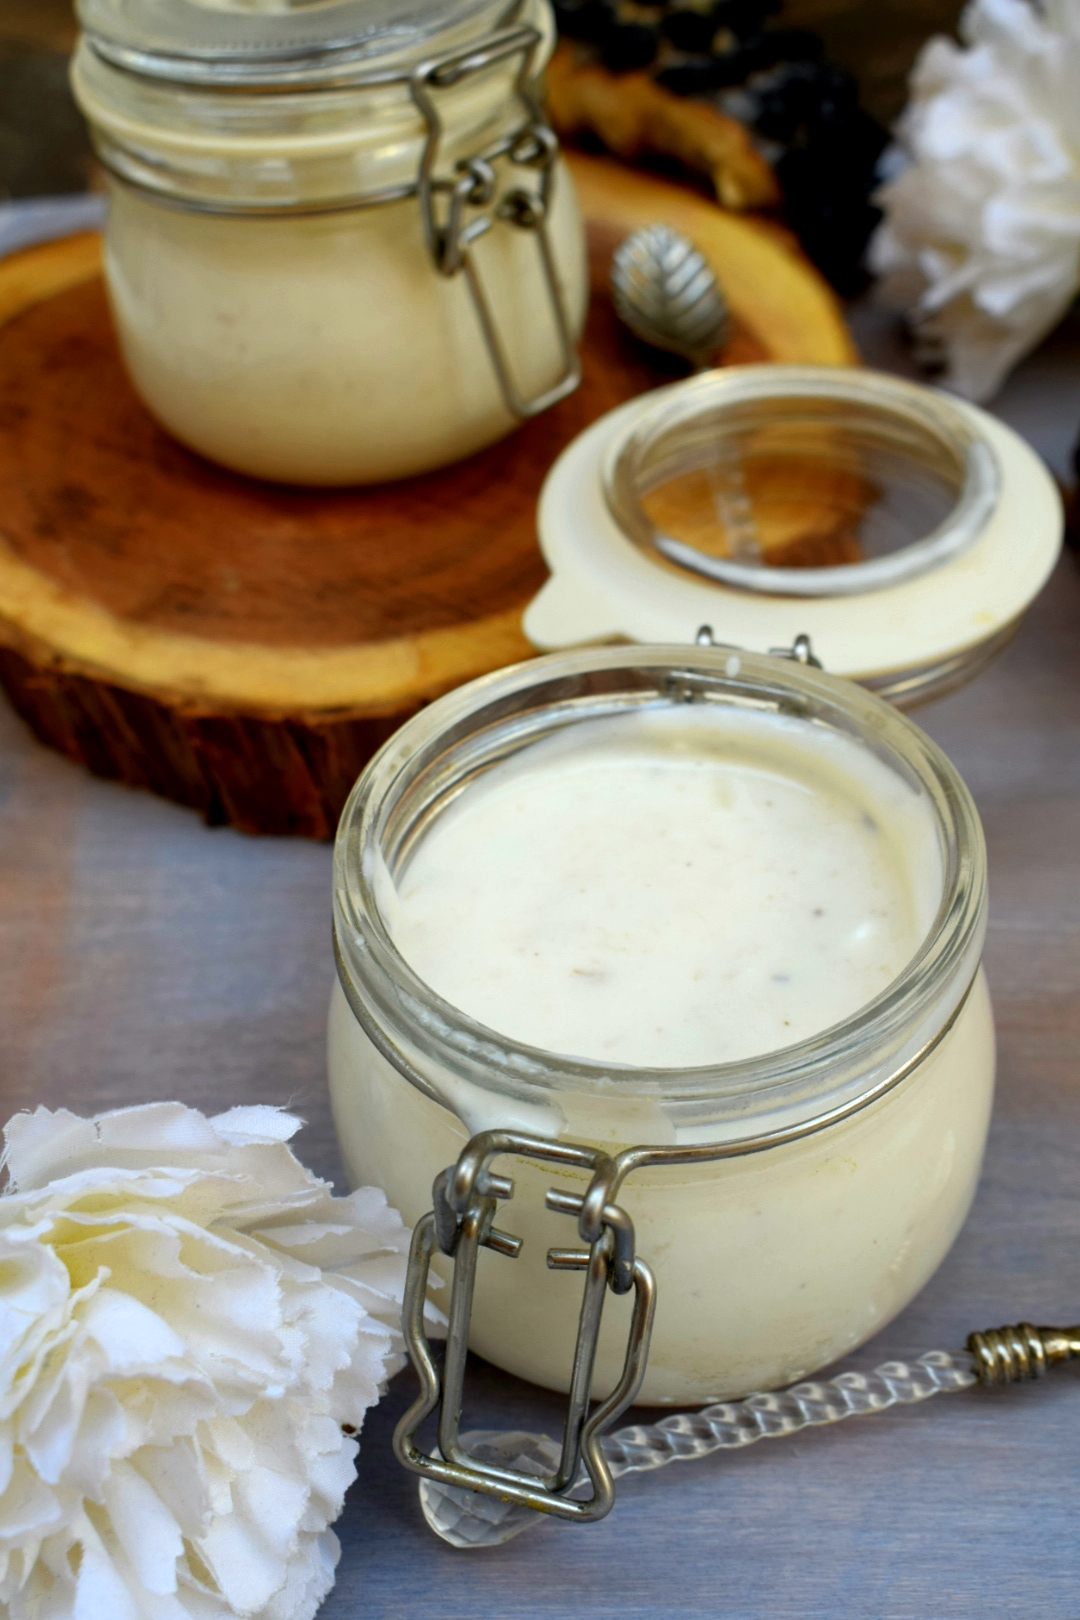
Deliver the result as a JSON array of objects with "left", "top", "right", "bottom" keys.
[
  {"left": 387, "top": 707, "right": 931, "bottom": 1065},
  {"left": 329, "top": 648, "right": 994, "bottom": 1405},
  {"left": 72, "top": 0, "right": 588, "bottom": 485}
]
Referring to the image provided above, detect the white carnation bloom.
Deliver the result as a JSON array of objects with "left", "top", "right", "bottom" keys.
[
  {"left": 870, "top": 0, "right": 1080, "bottom": 400},
  {"left": 0, "top": 1103, "right": 419, "bottom": 1620}
]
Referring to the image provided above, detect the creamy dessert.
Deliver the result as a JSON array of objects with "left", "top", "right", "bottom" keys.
[
  {"left": 329, "top": 657, "right": 995, "bottom": 1405},
  {"left": 386, "top": 706, "right": 932, "bottom": 1067}
]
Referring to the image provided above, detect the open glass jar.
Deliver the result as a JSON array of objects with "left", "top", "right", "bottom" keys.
[
  {"left": 329, "top": 644, "right": 994, "bottom": 1411},
  {"left": 71, "top": 0, "right": 587, "bottom": 485}
]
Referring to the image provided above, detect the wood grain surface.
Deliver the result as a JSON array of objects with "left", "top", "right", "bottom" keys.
[
  {"left": 0, "top": 307, "right": 1078, "bottom": 1617},
  {"left": 0, "top": 155, "right": 855, "bottom": 835}
]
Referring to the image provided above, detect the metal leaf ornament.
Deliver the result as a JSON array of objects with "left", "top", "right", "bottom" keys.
[{"left": 611, "top": 223, "right": 730, "bottom": 370}]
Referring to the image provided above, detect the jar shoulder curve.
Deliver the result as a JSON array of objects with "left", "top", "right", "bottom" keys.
[{"left": 100, "top": 156, "right": 588, "bottom": 485}]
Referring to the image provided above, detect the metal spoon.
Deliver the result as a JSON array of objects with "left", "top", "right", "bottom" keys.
[{"left": 611, "top": 224, "right": 761, "bottom": 563}]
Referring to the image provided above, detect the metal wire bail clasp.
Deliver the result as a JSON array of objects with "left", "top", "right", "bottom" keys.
[
  {"left": 393, "top": 1130, "right": 657, "bottom": 1523},
  {"left": 410, "top": 27, "right": 582, "bottom": 421}
]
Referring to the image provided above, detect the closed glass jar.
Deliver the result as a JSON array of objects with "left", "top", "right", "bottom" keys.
[
  {"left": 329, "top": 646, "right": 995, "bottom": 1406},
  {"left": 71, "top": 0, "right": 588, "bottom": 485}
]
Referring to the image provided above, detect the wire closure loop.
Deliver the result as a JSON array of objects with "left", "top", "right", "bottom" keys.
[
  {"left": 344, "top": 911, "right": 978, "bottom": 1530},
  {"left": 390, "top": 965, "right": 975, "bottom": 1525},
  {"left": 393, "top": 1131, "right": 657, "bottom": 1522},
  {"left": 410, "top": 27, "right": 581, "bottom": 420}
]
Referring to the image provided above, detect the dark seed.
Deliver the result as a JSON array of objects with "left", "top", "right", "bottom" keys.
[
  {"left": 655, "top": 61, "right": 710, "bottom": 96},
  {"left": 758, "top": 27, "right": 825, "bottom": 62},
  {"left": 554, "top": 0, "right": 617, "bottom": 43},
  {"left": 713, "top": 0, "right": 781, "bottom": 40},
  {"left": 663, "top": 4, "right": 723, "bottom": 53},
  {"left": 601, "top": 20, "right": 660, "bottom": 70}
]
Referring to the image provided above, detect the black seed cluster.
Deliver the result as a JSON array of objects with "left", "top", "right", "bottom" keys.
[{"left": 552, "top": 0, "right": 888, "bottom": 292}]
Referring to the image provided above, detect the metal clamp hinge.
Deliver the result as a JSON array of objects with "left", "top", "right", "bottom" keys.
[
  {"left": 696, "top": 625, "right": 824, "bottom": 668},
  {"left": 410, "top": 28, "right": 582, "bottom": 420},
  {"left": 388, "top": 992, "right": 985, "bottom": 1528},
  {"left": 393, "top": 1130, "right": 656, "bottom": 1522}
]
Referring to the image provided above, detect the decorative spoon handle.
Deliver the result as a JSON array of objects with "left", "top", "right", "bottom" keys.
[{"left": 419, "top": 1323, "right": 1079, "bottom": 1548}]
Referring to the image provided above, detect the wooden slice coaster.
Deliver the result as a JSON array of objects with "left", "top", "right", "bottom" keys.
[{"left": 0, "top": 153, "right": 856, "bottom": 837}]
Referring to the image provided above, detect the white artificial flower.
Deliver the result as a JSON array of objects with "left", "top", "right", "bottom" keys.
[
  {"left": 870, "top": 0, "right": 1080, "bottom": 400},
  {"left": 0, "top": 1102, "right": 422, "bottom": 1620}
]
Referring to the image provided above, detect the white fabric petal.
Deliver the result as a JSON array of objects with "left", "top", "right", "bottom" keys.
[
  {"left": 0, "top": 1102, "right": 419, "bottom": 1620},
  {"left": 0, "top": 1424, "right": 14, "bottom": 1498},
  {"left": 208, "top": 1109, "right": 304, "bottom": 1147},
  {"left": 73, "top": 1512, "right": 145, "bottom": 1620},
  {"left": 871, "top": 0, "right": 1080, "bottom": 399},
  {"left": 102, "top": 1462, "right": 185, "bottom": 1596}
]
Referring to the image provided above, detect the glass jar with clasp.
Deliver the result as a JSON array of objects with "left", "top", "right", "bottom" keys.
[
  {"left": 71, "top": 0, "right": 587, "bottom": 485},
  {"left": 328, "top": 640, "right": 996, "bottom": 1522}
]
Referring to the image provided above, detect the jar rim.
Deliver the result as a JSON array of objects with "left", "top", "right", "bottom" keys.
[
  {"left": 76, "top": 0, "right": 521, "bottom": 87},
  {"left": 333, "top": 645, "right": 987, "bottom": 1142},
  {"left": 602, "top": 367, "right": 1002, "bottom": 601},
  {"left": 71, "top": 0, "right": 556, "bottom": 214}
]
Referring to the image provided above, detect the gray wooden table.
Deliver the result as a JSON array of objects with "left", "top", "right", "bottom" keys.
[{"left": 1, "top": 303, "right": 1079, "bottom": 1618}]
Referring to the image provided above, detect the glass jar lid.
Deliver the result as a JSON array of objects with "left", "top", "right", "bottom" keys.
[
  {"left": 529, "top": 366, "right": 1063, "bottom": 707},
  {"left": 605, "top": 367, "right": 999, "bottom": 600},
  {"left": 76, "top": 0, "right": 518, "bottom": 84}
]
